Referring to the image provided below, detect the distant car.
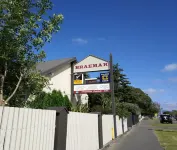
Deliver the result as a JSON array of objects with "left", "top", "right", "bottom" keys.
[{"left": 160, "top": 114, "right": 173, "bottom": 124}]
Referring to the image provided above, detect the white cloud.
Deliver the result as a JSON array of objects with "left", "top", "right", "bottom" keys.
[
  {"left": 72, "top": 38, "right": 88, "bottom": 44},
  {"left": 143, "top": 88, "right": 165, "bottom": 95},
  {"left": 168, "top": 77, "right": 177, "bottom": 83},
  {"left": 162, "top": 63, "right": 177, "bottom": 72}
]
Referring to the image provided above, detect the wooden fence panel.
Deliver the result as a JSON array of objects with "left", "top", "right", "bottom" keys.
[
  {"left": 40, "top": 109, "right": 47, "bottom": 150},
  {"left": 0, "top": 107, "right": 10, "bottom": 149},
  {"left": 15, "top": 108, "right": 24, "bottom": 150},
  {"left": 9, "top": 108, "right": 19, "bottom": 150},
  {"left": 25, "top": 108, "right": 32, "bottom": 150},
  {"left": 0, "top": 106, "right": 56, "bottom": 150},
  {"left": 20, "top": 108, "right": 28, "bottom": 150},
  {"left": 116, "top": 116, "right": 123, "bottom": 137},
  {"left": 36, "top": 110, "right": 43, "bottom": 150},
  {"left": 102, "top": 115, "right": 114, "bottom": 146},
  {"left": 4, "top": 107, "right": 14, "bottom": 150},
  {"left": 32, "top": 109, "right": 39, "bottom": 150},
  {"left": 66, "top": 112, "right": 99, "bottom": 150},
  {"left": 123, "top": 118, "right": 128, "bottom": 132},
  {"left": 48, "top": 111, "right": 56, "bottom": 150}
]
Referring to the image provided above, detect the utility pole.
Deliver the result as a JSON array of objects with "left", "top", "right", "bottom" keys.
[{"left": 110, "top": 53, "right": 117, "bottom": 138}]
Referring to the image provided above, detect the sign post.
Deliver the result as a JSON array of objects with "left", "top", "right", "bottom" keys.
[
  {"left": 110, "top": 53, "right": 117, "bottom": 138},
  {"left": 73, "top": 54, "right": 117, "bottom": 138}
]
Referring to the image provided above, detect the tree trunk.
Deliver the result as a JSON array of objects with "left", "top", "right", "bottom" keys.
[{"left": 5, "top": 73, "right": 23, "bottom": 104}]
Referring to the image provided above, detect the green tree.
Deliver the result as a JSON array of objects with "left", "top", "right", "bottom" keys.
[
  {"left": 171, "top": 110, "right": 177, "bottom": 116},
  {"left": 88, "top": 63, "right": 159, "bottom": 117},
  {"left": 147, "top": 102, "right": 160, "bottom": 116},
  {"left": 113, "top": 63, "right": 130, "bottom": 93},
  {"left": 116, "top": 102, "right": 140, "bottom": 118},
  {"left": 163, "top": 111, "right": 172, "bottom": 115},
  {"left": 0, "top": 0, "right": 63, "bottom": 105}
]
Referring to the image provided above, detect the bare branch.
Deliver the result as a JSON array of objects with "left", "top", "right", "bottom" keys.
[
  {"left": 4, "top": 62, "right": 7, "bottom": 78},
  {"left": 5, "top": 73, "right": 23, "bottom": 103},
  {"left": 16, "top": 75, "right": 19, "bottom": 80}
]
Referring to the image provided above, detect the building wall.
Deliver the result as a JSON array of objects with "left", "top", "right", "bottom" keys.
[
  {"left": 43, "top": 64, "right": 88, "bottom": 104},
  {"left": 43, "top": 64, "right": 72, "bottom": 100}
]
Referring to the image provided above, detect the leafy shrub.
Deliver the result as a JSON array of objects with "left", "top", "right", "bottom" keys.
[
  {"left": 71, "top": 103, "right": 89, "bottom": 113},
  {"left": 26, "top": 90, "right": 72, "bottom": 109}
]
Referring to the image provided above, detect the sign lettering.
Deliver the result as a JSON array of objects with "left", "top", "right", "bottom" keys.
[{"left": 75, "top": 62, "right": 108, "bottom": 70}]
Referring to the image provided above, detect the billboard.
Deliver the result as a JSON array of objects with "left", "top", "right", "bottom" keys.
[
  {"left": 74, "top": 74, "right": 83, "bottom": 84},
  {"left": 100, "top": 73, "right": 110, "bottom": 83},
  {"left": 74, "top": 83, "right": 110, "bottom": 94}
]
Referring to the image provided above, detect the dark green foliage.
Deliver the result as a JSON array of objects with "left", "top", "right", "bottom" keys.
[
  {"left": 88, "top": 93, "right": 102, "bottom": 109},
  {"left": 116, "top": 102, "right": 140, "bottom": 118},
  {"left": 26, "top": 90, "right": 71, "bottom": 109},
  {"left": 88, "top": 63, "right": 160, "bottom": 117}
]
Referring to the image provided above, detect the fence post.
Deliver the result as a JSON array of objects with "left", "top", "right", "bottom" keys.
[
  {"left": 48, "top": 107, "right": 68, "bottom": 150},
  {"left": 90, "top": 112, "right": 103, "bottom": 149},
  {"left": 127, "top": 115, "right": 133, "bottom": 130},
  {"left": 132, "top": 114, "right": 135, "bottom": 125}
]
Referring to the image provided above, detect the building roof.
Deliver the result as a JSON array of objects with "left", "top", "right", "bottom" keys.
[{"left": 36, "top": 57, "right": 76, "bottom": 75}]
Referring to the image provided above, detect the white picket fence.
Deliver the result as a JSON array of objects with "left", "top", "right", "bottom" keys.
[
  {"left": 66, "top": 112, "right": 128, "bottom": 150},
  {"left": 66, "top": 112, "right": 99, "bottom": 150},
  {"left": 0, "top": 106, "right": 56, "bottom": 150},
  {"left": 0, "top": 106, "right": 130, "bottom": 150}
]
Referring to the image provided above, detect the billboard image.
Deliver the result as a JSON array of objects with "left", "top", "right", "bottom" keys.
[
  {"left": 100, "top": 73, "right": 110, "bottom": 83},
  {"left": 74, "top": 74, "right": 83, "bottom": 85}
]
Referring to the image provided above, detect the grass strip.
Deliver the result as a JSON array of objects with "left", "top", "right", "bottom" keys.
[{"left": 155, "top": 130, "right": 177, "bottom": 150}]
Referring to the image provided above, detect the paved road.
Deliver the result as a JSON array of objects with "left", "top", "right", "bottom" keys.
[{"left": 105, "top": 120, "right": 163, "bottom": 150}]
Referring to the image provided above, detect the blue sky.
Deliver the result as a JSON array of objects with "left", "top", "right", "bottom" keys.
[{"left": 44, "top": 0, "right": 177, "bottom": 110}]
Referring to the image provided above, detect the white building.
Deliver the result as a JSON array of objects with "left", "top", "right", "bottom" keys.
[{"left": 36, "top": 57, "right": 88, "bottom": 105}]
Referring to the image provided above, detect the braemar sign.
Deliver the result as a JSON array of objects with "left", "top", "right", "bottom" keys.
[
  {"left": 75, "top": 62, "right": 108, "bottom": 69},
  {"left": 74, "top": 55, "right": 110, "bottom": 73}
]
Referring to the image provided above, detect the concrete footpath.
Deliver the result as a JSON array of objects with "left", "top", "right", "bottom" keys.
[{"left": 105, "top": 120, "right": 163, "bottom": 150}]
